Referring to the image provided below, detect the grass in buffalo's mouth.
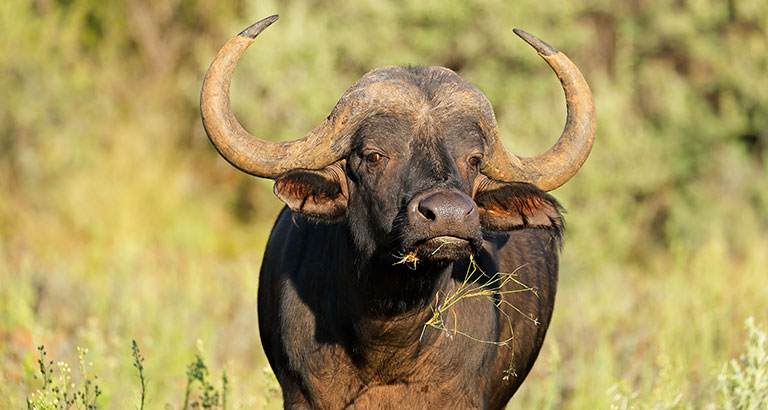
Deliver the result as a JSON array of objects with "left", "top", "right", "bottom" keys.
[
  {"left": 393, "top": 251, "right": 421, "bottom": 269},
  {"left": 393, "top": 238, "right": 462, "bottom": 269},
  {"left": 430, "top": 237, "right": 458, "bottom": 255},
  {"left": 421, "top": 255, "right": 540, "bottom": 380}
]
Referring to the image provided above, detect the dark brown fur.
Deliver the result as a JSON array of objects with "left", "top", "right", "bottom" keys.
[{"left": 260, "top": 67, "right": 564, "bottom": 409}]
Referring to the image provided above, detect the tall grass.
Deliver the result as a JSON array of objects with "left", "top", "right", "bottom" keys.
[
  {"left": 1, "top": 0, "right": 766, "bottom": 408},
  {"left": 22, "top": 319, "right": 768, "bottom": 409}
]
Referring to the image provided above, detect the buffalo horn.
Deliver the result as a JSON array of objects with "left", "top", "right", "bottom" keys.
[
  {"left": 201, "top": 15, "right": 345, "bottom": 178},
  {"left": 481, "top": 29, "right": 596, "bottom": 191}
]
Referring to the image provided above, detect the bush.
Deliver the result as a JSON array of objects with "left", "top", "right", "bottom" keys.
[{"left": 713, "top": 318, "right": 768, "bottom": 410}]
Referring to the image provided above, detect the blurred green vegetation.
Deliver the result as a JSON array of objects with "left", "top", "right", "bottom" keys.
[{"left": 1, "top": 0, "right": 766, "bottom": 408}]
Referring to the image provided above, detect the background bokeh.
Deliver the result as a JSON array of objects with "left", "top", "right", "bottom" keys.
[{"left": 1, "top": 0, "right": 767, "bottom": 408}]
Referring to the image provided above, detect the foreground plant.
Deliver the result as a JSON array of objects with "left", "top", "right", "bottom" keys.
[
  {"left": 26, "top": 346, "right": 101, "bottom": 410},
  {"left": 132, "top": 340, "right": 147, "bottom": 410},
  {"left": 714, "top": 317, "right": 768, "bottom": 410},
  {"left": 129, "top": 340, "right": 230, "bottom": 410},
  {"left": 181, "top": 343, "right": 228, "bottom": 410}
]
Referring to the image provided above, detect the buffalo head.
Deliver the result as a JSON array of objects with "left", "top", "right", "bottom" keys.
[{"left": 201, "top": 15, "right": 595, "bottom": 266}]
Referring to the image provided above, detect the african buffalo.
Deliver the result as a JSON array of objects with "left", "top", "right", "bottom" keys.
[{"left": 201, "top": 15, "right": 595, "bottom": 410}]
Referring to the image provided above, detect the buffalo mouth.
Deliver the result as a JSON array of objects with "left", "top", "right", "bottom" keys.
[{"left": 406, "top": 235, "right": 478, "bottom": 264}]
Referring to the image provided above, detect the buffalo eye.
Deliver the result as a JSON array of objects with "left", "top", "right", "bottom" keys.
[
  {"left": 366, "top": 152, "right": 384, "bottom": 163},
  {"left": 468, "top": 155, "right": 482, "bottom": 168}
]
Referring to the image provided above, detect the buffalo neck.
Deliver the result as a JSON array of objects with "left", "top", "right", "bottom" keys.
[{"left": 334, "top": 224, "right": 456, "bottom": 359}]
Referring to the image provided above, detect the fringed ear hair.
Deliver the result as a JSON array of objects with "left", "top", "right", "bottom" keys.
[
  {"left": 474, "top": 181, "right": 563, "bottom": 232},
  {"left": 274, "top": 162, "right": 348, "bottom": 220}
]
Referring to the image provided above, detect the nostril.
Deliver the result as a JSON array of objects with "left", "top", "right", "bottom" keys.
[
  {"left": 418, "top": 203, "right": 437, "bottom": 221},
  {"left": 465, "top": 203, "right": 476, "bottom": 218}
]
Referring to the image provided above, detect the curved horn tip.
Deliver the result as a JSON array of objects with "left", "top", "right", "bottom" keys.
[
  {"left": 513, "top": 28, "right": 558, "bottom": 57},
  {"left": 239, "top": 15, "right": 279, "bottom": 39}
]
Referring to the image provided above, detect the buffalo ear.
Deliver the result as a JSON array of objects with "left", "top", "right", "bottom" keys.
[
  {"left": 474, "top": 177, "right": 563, "bottom": 232},
  {"left": 273, "top": 161, "right": 347, "bottom": 220}
]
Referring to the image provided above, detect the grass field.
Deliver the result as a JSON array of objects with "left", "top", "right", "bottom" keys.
[{"left": 2, "top": 0, "right": 767, "bottom": 408}]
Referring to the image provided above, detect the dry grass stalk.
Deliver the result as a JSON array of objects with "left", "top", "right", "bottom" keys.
[
  {"left": 421, "top": 255, "right": 540, "bottom": 379},
  {"left": 393, "top": 251, "right": 420, "bottom": 270}
]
